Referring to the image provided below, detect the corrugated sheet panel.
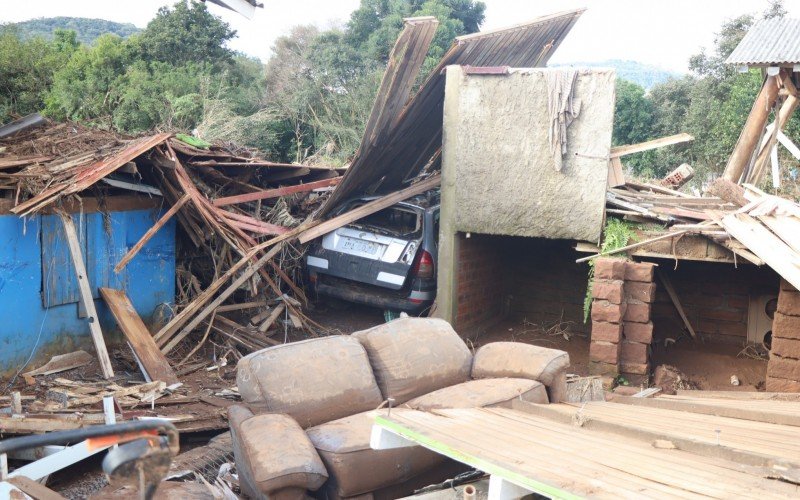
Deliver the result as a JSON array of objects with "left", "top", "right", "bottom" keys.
[
  {"left": 726, "top": 17, "right": 800, "bottom": 66},
  {"left": 320, "top": 9, "right": 585, "bottom": 216}
]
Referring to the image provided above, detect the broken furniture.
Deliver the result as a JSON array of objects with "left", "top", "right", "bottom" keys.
[
  {"left": 228, "top": 317, "right": 570, "bottom": 498},
  {"left": 370, "top": 404, "right": 800, "bottom": 499}
]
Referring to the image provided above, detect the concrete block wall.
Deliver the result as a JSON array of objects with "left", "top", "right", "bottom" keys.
[
  {"left": 767, "top": 280, "right": 800, "bottom": 392},
  {"left": 589, "top": 259, "right": 656, "bottom": 379}
]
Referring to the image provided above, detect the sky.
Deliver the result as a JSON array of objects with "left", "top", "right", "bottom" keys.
[{"left": 3, "top": 0, "right": 800, "bottom": 73}]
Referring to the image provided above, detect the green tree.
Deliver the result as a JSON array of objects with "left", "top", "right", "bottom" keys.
[{"left": 135, "top": 1, "right": 236, "bottom": 67}]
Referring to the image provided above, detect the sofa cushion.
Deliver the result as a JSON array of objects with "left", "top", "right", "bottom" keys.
[
  {"left": 236, "top": 336, "right": 384, "bottom": 428},
  {"left": 228, "top": 406, "right": 327, "bottom": 499},
  {"left": 306, "top": 410, "right": 445, "bottom": 497},
  {"left": 471, "top": 342, "right": 569, "bottom": 386},
  {"left": 352, "top": 318, "right": 472, "bottom": 403},
  {"left": 404, "top": 378, "right": 548, "bottom": 410}
]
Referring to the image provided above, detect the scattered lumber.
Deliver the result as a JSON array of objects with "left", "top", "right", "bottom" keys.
[
  {"left": 100, "top": 287, "right": 179, "bottom": 385},
  {"left": 212, "top": 176, "right": 342, "bottom": 206}
]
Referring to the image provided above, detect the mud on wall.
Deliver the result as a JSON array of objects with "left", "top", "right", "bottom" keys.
[{"left": 441, "top": 66, "right": 615, "bottom": 243}]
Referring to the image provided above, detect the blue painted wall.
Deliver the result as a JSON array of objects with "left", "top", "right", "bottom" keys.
[{"left": 0, "top": 207, "right": 176, "bottom": 375}]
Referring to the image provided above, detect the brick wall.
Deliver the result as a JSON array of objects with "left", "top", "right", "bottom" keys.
[
  {"left": 651, "top": 261, "right": 779, "bottom": 344},
  {"left": 589, "top": 259, "right": 656, "bottom": 381},
  {"left": 454, "top": 233, "right": 507, "bottom": 331},
  {"left": 767, "top": 280, "right": 800, "bottom": 392},
  {"left": 453, "top": 234, "right": 589, "bottom": 334},
  {"left": 503, "top": 238, "right": 590, "bottom": 334}
]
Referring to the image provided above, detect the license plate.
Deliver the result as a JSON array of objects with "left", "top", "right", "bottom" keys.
[{"left": 341, "top": 238, "right": 379, "bottom": 255}]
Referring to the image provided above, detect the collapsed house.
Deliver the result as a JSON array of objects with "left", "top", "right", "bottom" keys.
[
  {"left": 2, "top": 7, "right": 800, "bottom": 500},
  {"left": 435, "top": 17, "right": 800, "bottom": 393}
]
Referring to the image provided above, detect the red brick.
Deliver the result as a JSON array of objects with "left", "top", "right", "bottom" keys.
[
  {"left": 781, "top": 279, "right": 798, "bottom": 293},
  {"left": 621, "top": 341, "right": 648, "bottom": 364},
  {"left": 767, "top": 354, "right": 800, "bottom": 380},
  {"left": 592, "top": 280, "right": 624, "bottom": 304},
  {"left": 771, "top": 337, "right": 800, "bottom": 360},
  {"left": 624, "top": 321, "right": 653, "bottom": 343},
  {"left": 697, "top": 308, "right": 744, "bottom": 323},
  {"left": 778, "top": 289, "right": 800, "bottom": 317},
  {"left": 592, "top": 321, "right": 623, "bottom": 342},
  {"left": 766, "top": 376, "right": 800, "bottom": 392},
  {"left": 625, "top": 282, "right": 657, "bottom": 303},
  {"left": 591, "top": 300, "right": 626, "bottom": 324},
  {"left": 773, "top": 312, "right": 800, "bottom": 340},
  {"left": 620, "top": 362, "right": 649, "bottom": 375},
  {"left": 594, "top": 258, "right": 626, "bottom": 280},
  {"left": 589, "top": 361, "right": 619, "bottom": 377},
  {"left": 623, "top": 302, "right": 651, "bottom": 323},
  {"left": 624, "top": 262, "right": 655, "bottom": 282},
  {"left": 726, "top": 294, "right": 749, "bottom": 309},
  {"left": 590, "top": 341, "right": 620, "bottom": 364}
]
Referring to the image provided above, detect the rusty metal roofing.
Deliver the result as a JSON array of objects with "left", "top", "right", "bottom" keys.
[
  {"left": 320, "top": 8, "right": 585, "bottom": 216},
  {"left": 726, "top": 17, "right": 800, "bottom": 67}
]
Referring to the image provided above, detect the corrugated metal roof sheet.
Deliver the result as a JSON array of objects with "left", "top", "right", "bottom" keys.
[
  {"left": 726, "top": 17, "right": 800, "bottom": 66},
  {"left": 320, "top": 9, "right": 585, "bottom": 216}
]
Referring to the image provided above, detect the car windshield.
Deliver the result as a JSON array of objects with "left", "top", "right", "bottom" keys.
[{"left": 348, "top": 204, "right": 422, "bottom": 238}]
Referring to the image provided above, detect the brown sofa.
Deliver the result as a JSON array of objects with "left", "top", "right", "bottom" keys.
[{"left": 229, "top": 317, "right": 569, "bottom": 499}]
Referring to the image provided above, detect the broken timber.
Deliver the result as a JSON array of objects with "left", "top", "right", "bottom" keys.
[
  {"left": 114, "top": 193, "right": 191, "bottom": 273},
  {"left": 100, "top": 287, "right": 179, "bottom": 385},
  {"left": 298, "top": 174, "right": 441, "bottom": 244},
  {"left": 212, "top": 177, "right": 342, "bottom": 206}
]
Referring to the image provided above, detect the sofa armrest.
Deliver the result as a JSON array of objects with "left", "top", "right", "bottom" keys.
[
  {"left": 470, "top": 342, "right": 570, "bottom": 403},
  {"left": 229, "top": 406, "right": 328, "bottom": 499}
]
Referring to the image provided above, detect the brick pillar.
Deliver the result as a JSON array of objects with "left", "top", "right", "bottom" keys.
[
  {"left": 589, "top": 259, "right": 626, "bottom": 376},
  {"left": 766, "top": 280, "right": 800, "bottom": 392},
  {"left": 620, "top": 262, "right": 656, "bottom": 383}
]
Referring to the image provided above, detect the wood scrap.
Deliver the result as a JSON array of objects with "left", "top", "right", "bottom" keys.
[
  {"left": 100, "top": 287, "right": 179, "bottom": 385},
  {"left": 22, "top": 351, "right": 93, "bottom": 378},
  {"left": 656, "top": 269, "right": 699, "bottom": 342},
  {"left": 610, "top": 133, "right": 694, "bottom": 158},
  {"left": 59, "top": 213, "right": 114, "bottom": 379}
]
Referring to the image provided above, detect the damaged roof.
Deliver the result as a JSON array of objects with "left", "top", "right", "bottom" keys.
[
  {"left": 726, "top": 17, "right": 800, "bottom": 67},
  {"left": 320, "top": 8, "right": 585, "bottom": 216}
]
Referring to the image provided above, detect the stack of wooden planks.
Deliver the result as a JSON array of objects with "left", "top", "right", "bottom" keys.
[{"left": 371, "top": 406, "right": 800, "bottom": 498}]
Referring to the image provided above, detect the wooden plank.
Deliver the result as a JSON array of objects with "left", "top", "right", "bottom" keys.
[
  {"left": 215, "top": 301, "right": 267, "bottom": 313},
  {"left": 758, "top": 215, "right": 800, "bottom": 254},
  {"left": 298, "top": 174, "right": 441, "bottom": 244},
  {"left": 613, "top": 395, "right": 800, "bottom": 427},
  {"left": 575, "top": 229, "right": 690, "bottom": 263},
  {"left": 100, "top": 287, "right": 179, "bottom": 385},
  {"left": 212, "top": 177, "right": 341, "bottom": 206},
  {"left": 375, "top": 407, "right": 797, "bottom": 499},
  {"left": 22, "top": 351, "right": 93, "bottom": 378},
  {"left": 114, "top": 194, "right": 190, "bottom": 273},
  {"left": 719, "top": 212, "right": 800, "bottom": 291},
  {"left": 6, "top": 476, "right": 66, "bottom": 500},
  {"left": 514, "top": 401, "right": 800, "bottom": 469},
  {"left": 59, "top": 214, "right": 114, "bottom": 379},
  {"left": 258, "top": 303, "right": 285, "bottom": 332},
  {"left": 723, "top": 75, "right": 780, "bottom": 182},
  {"left": 609, "top": 133, "right": 694, "bottom": 158},
  {"left": 675, "top": 390, "right": 800, "bottom": 401},
  {"left": 656, "top": 268, "right": 699, "bottom": 341}
]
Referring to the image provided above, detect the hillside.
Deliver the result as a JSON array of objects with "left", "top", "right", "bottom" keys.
[
  {"left": 553, "top": 59, "right": 682, "bottom": 90},
  {"left": 9, "top": 17, "right": 140, "bottom": 45}
]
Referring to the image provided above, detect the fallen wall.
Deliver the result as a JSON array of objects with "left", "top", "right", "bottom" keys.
[{"left": 443, "top": 66, "right": 614, "bottom": 242}]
